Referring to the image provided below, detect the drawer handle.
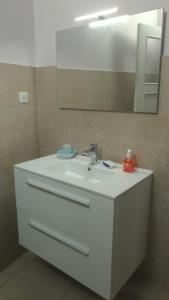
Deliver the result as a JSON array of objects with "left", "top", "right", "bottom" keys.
[
  {"left": 26, "top": 179, "right": 90, "bottom": 208},
  {"left": 29, "top": 219, "right": 90, "bottom": 256}
]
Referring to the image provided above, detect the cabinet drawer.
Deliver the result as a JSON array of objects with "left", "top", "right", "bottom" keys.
[
  {"left": 15, "top": 169, "right": 114, "bottom": 251},
  {"left": 17, "top": 209, "right": 112, "bottom": 300}
]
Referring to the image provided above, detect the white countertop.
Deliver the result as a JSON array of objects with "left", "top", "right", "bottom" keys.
[{"left": 15, "top": 154, "right": 153, "bottom": 199}]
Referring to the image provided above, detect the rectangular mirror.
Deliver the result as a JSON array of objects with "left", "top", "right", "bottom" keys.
[{"left": 56, "top": 8, "right": 164, "bottom": 113}]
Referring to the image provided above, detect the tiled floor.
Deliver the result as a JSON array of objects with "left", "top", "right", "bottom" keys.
[{"left": 0, "top": 252, "right": 169, "bottom": 300}]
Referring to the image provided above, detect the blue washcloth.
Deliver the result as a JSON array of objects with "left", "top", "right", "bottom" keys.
[{"left": 57, "top": 147, "right": 77, "bottom": 159}]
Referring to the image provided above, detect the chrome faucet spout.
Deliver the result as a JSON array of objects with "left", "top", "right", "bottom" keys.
[
  {"left": 81, "top": 144, "right": 98, "bottom": 166},
  {"left": 90, "top": 151, "right": 97, "bottom": 165}
]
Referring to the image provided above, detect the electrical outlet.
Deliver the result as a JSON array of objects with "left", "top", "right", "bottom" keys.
[{"left": 19, "top": 92, "right": 28, "bottom": 104}]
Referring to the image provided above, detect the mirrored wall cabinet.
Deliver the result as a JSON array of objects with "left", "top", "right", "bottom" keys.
[{"left": 56, "top": 8, "right": 165, "bottom": 113}]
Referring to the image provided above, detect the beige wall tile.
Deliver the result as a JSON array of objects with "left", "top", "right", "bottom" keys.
[
  {"left": 0, "top": 192, "right": 17, "bottom": 230},
  {"left": 0, "top": 144, "right": 39, "bottom": 197},
  {"left": 146, "top": 173, "right": 169, "bottom": 265},
  {"left": 0, "top": 63, "right": 39, "bottom": 271},
  {"left": 39, "top": 104, "right": 94, "bottom": 151},
  {"left": 0, "top": 222, "right": 24, "bottom": 271},
  {"left": 40, "top": 144, "right": 58, "bottom": 156},
  {"left": 37, "top": 66, "right": 58, "bottom": 107},
  {"left": 0, "top": 64, "right": 36, "bottom": 87},
  {"left": 0, "top": 107, "right": 38, "bottom": 152},
  {"left": 92, "top": 112, "right": 167, "bottom": 168},
  {"left": 0, "top": 64, "right": 37, "bottom": 108}
]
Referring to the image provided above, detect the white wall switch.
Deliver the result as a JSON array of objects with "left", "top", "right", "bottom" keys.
[{"left": 19, "top": 91, "right": 28, "bottom": 104}]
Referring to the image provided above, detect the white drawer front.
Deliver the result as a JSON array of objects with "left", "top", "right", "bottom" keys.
[
  {"left": 15, "top": 169, "right": 114, "bottom": 251},
  {"left": 17, "top": 209, "right": 112, "bottom": 300}
]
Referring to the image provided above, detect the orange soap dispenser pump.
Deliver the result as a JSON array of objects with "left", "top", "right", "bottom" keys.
[{"left": 123, "top": 149, "right": 136, "bottom": 173}]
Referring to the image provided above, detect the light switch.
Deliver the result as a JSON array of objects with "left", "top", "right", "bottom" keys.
[{"left": 19, "top": 91, "right": 28, "bottom": 104}]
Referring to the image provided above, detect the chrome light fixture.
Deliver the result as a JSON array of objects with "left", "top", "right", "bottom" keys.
[
  {"left": 74, "top": 7, "right": 118, "bottom": 22},
  {"left": 89, "top": 15, "right": 129, "bottom": 28}
]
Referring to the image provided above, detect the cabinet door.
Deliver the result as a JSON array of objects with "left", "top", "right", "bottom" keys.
[{"left": 18, "top": 209, "right": 112, "bottom": 300}]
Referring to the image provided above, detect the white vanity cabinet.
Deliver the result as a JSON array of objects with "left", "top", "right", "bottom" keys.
[{"left": 14, "top": 155, "right": 152, "bottom": 300}]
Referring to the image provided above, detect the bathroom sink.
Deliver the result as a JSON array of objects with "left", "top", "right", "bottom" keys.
[
  {"left": 14, "top": 154, "right": 153, "bottom": 199},
  {"left": 14, "top": 154, "right": 153, "bottom": 300},
  {"left": 43, "top": 160, "right": 114, "bottom": 184}
]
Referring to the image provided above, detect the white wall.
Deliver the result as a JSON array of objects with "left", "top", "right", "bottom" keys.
[
  {"left": 0, "top": 0, "right": 167, "bottom": 67},
  {"left": 0, "top": 0, "right": 35, "bottom": 65},
  {"left": 33, "top": 0, "right": 169, "bottom": 67}
]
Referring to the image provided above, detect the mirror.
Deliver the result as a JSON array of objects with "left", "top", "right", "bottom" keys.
[{"left": 56, "top": 8, "right": 164, "bottom": 113}]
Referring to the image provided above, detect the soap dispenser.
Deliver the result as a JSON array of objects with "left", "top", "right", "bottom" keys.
[{"left": 123, "top": 149, "right": 136, "bottom": 173}]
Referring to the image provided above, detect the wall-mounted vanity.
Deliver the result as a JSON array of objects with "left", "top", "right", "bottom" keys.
[
  {"left": 14, "top": 155, "right": 152, "bottom": 300},
  {"left": 56, "top": 8, "right": 164, "bottom": 113}
]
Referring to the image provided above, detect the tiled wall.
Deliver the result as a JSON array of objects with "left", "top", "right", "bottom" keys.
[
  {"left": 58, "top": 69, "right": 134, "bottom": 111},
  {"left": 0, "top": 63, "right": 39, "bottom": 271},
  {"left": 37, "top": 55, "right": 169, "bottom": 290}
]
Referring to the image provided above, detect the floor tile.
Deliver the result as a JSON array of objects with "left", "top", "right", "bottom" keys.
[
  {"left": 62, "top": 282, "right": 104, "bottom": 300},
  {"left": 0, "top": 252, "right": 34, "bottom": 288},
  {"left": 0, "top": 257, "right": 72, "bottom": 300},
  {"left": 116, "top": 287, "right": 149, "bottom": 300},
  {"left": 122, "top": 276, "right": 169, "bottom": 300},
  {"left": 0, "top": 252, "right": 169, "bottom": 300},
  {"left": 150, "top": 287, "right": 169, "bottom": 300},
  {"left": 3, "top": 251, "right": 34, "bottom": 276}
]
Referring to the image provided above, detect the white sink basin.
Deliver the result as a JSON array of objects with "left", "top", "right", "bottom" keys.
[
  {"left": 15, "top": 154, "right": 153, "bottom": 199},
  {"left": 44, "top": 160, "right": 114, "bottom": 184}
]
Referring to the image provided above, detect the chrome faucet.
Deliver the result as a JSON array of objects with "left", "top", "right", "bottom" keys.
[{"left": 81, "top": 144, "right": 98, "bottom": 165}]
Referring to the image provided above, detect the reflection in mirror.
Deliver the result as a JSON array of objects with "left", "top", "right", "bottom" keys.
[
  {"left": 134, "top": 22, "right": 162, "bottom": 113},
  {"left": 56, "top": 9, "right": 164, "bottom": 113},
  {"left": 145, "top": 38, "right": 161, "bottom": 83}
]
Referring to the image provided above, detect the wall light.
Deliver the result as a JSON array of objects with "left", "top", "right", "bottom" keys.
[
  {"left": 74, "top": 7, "right": 118, "bottom": 22},
  {"left": 89, "top": 15, "right": 129, "bottom": 28}
]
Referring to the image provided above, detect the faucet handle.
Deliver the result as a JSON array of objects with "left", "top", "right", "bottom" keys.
[{"left": 88, "top": 144, "right": 97, "bottom": 151}]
